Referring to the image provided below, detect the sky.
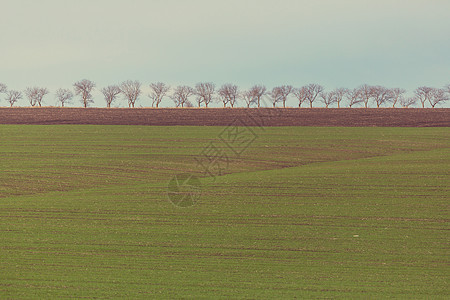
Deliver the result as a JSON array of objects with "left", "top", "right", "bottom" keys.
[{"left": 1, "top": 0, "right": 449, "bottom": 107}]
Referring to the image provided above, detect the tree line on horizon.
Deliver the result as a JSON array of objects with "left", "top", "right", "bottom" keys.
[{"left": 0, "top": 80, "right": 449, "bottom": 109}]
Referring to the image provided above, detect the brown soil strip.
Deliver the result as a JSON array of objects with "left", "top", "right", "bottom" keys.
[{"left": 0, "top": 107, "right": 448, "bottom": 126}]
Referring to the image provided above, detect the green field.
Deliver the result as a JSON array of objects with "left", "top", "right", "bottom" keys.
[{"left": 0, "top": 125, "right": 449, "bottom": 298}]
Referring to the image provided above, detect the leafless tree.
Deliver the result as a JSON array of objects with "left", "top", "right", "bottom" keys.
[
  {"left": 101, "top": 85, "right": 121, "bottom": 108},
  {"left": 55, "top": 88, "right": 73, "bottom": 107},
  {"left": 120, "top": 80, "right": 141, "bottom": 108},
  {"left": 305, "top": 84, "right": 324, "bottom": 108},
  {"left": 35, "top": 88, "right": 49, "bottom": 107},
  {"left": 390, "top": 88, "right": 406, "bottom": 108},
  {"left": 268, "top": 87, "right": 283, "bottom": 108},
  {"left": 25, "top": 87, "right": 37, "bottom": 106},
  {"left": 278, "top": 85, "right": 294, "bottom": 108},
  {"left": 171, "top": 85, "right": 194, "bottom": 108},
  {"left": 399, "top": 96, "right": 416, "bottom": 108},
  {"left": 429, "top": 88, "right": 448, "bottom": 108},
  {"left": 218, "top": 84, "right": 239, "bottom": 108},
  {"left": 0, "top": 83, "right": 7, "bottom": 105},
  {"left": 194, "top": 82, "right": 215, "bottom": 108},
  {"left": 149, "top": 82, "right": 170, "bottom": 108},
  {"left": 414, "top": 86, "right": 434, "bottom": 108},
  {"left": 357, "top": 84, "right": 372, "bottom": 108},
  {"left": 0, "top": 83, "right": 7, "bottom": 94},
  {"left": 346, "top": 88, "right": 363, "bottom": 108},
  {"left": 333, "top": 88, "right": 348, "bottom": 108},
  {"left": 320, "top": 91, "right": 337, "bottom": 108},
  {"left": 241, "top": 89, "right": 257, "bottom": 108},
  {"left": 74, "top": 79, "right": 95, "bottom": 108},
  {"left": 249, "top": 85, "right": 266, "bottom": 108},
  {"left": 293, "top": 87, "right": 308, "bottom": 108},
  {"left": 370, "top": 85, "right": 393, "bottom": 108},
  {"left": 25, "top": 87, "right": 49, "bottom": 107},
  {"left": 5, "top": 90, "right": 22, "bottom": 107}
]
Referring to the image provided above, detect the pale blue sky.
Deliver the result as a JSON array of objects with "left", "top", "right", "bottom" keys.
[{"left": 1, "top": 0, "right": 449, "bottom": 107}]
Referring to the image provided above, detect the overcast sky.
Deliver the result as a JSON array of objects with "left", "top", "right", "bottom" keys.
[{"left": 1, "top": 0, "right": 449, "bottom": 107}]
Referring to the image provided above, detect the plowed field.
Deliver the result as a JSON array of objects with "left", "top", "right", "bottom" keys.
[{"left": 0, "top": 107, "right": 448, "bottom": 126}]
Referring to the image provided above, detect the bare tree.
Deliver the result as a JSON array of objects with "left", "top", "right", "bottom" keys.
[
  {"left": 0, "top": 83, "right": 7, "bottom": 94},
  {"left": 171, "top": 85, "right": 194, "bottom": 108},
  {"left": 399, "top": 96, "right": 416, "bottom": 108},
  {"left": 414, "top": 86, "right": 434, "bottom": 108},
  {"left": 370, "top": 86, "right": 393, "bottom": 108},
  {"left": 5, "top": 90, "right": 22, "bottom": 107},
  {"left": 120, "top": 80, "right": 141, "bottom": 108},
  {"left": 268, "top": 87, "right": 283, "bottom": 108},
  {"left": 25, "top": 87, "right": 49, "bottom": 107},
  {"left": 429, "top": 88, "right": 448, "bottom": 108},
  {"left": 249, "top": 85, "right": 266, "bottom": 108},
  {"left": 218, "top": 84, "right": 239, "bottom": 108},
  {"left": 391, "top": 88, "right": 406, "bottom": 108},
  {"left": 149, "top": 82, "right": 170, "bottom": 108},
  {"left": 35, "top": 88, "right": 49, "bottom": 107},
  {"left": 333, "top": 88, "right": 348, "bottom": 108},
  {"left": 194, "top": 82, "right": 215, "bottom": 108},
  {"left": 55, "top": 88, "right": 73, "bottom": 107},
  {"left": 305, "top": 83, "right": 324, "bottom": 108},
  {"left": 347, "top": 88, "right": 363, "bottom": 108},
  {"left": 242, "top": 89, "right": 257, "bottom": 108},
  {"left": 357, "top": 84, "right": 372, "bottom": 108},
  {"left": 74, "top": 79, "right": 95, "bottom": 108},
  {"left": 293, "top": 87, "right": 308, "bottom": 108},
  {"left": 320, "top": 91, "right": 337, "bottom": 108},
  {"left": 101, "top": 85, "right": 121, "bottom": 108},
  {"left": 278, "top": 85, "right": 294, "bottom": 108},
  {"left": 25, "top": 87, "right": 37, "bottom": 106}
]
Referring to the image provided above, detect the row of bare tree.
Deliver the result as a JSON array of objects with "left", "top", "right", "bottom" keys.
[{"left": 1, "top": 81, "right": 449, "bottom": 108}]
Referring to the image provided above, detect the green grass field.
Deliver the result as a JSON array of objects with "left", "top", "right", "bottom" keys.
[{"left": 0, "top": 125, "right": 449, "bottom": 298}]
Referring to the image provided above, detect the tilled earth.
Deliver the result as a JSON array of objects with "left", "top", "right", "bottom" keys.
[{"left": 0, "top": 107, "right": 448, "bottom": 126}]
